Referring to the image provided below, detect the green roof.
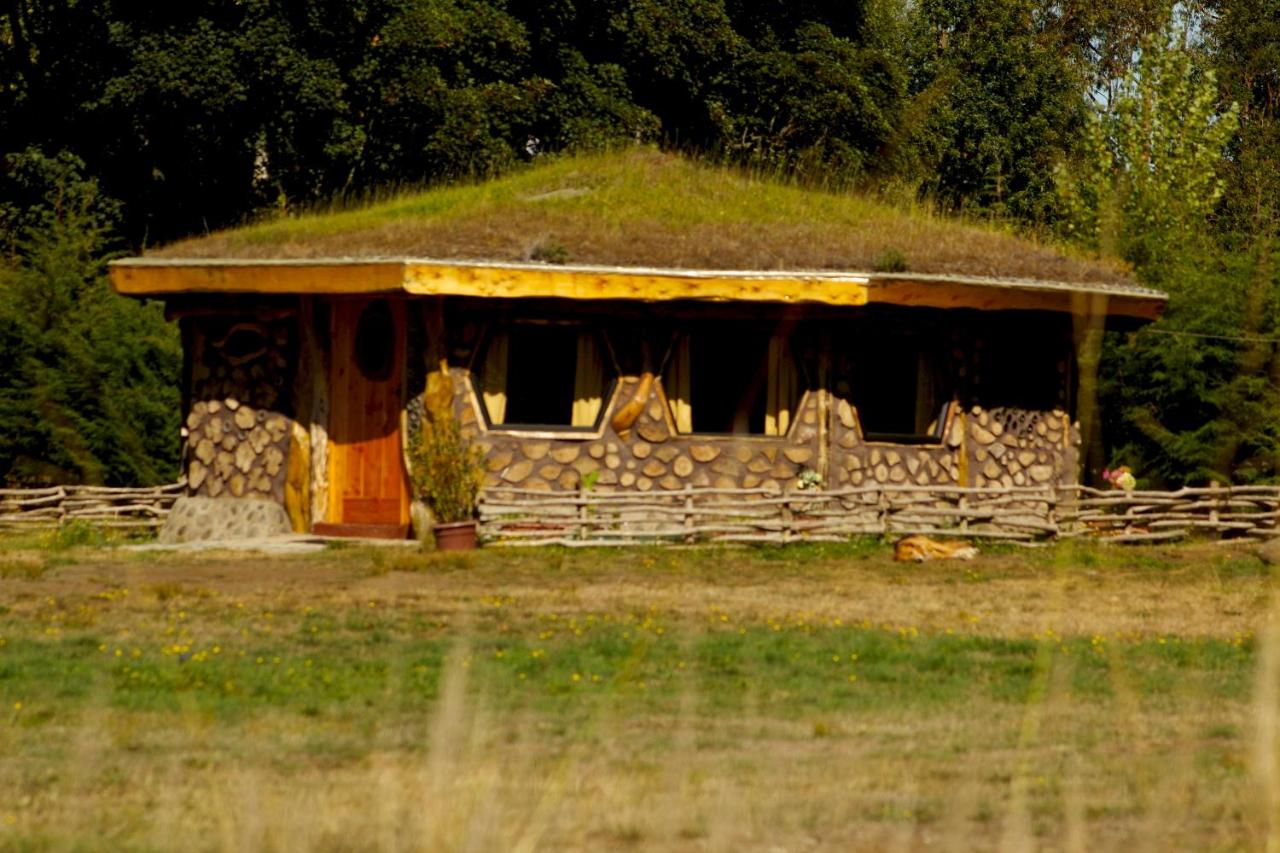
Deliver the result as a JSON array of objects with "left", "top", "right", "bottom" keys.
[{"left": 154, "top": 148, "right": 1135, "bottom": 289}]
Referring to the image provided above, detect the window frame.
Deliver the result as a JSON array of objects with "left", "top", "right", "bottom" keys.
[
  {"left": 661, "top": 325, "right": 806, "bottom": 440},
  {"left": 468, "top": 320, "right": 620, "bottom": 438},
  {"left": 839, "top": 325, "right": 955, "bottom": 446}
]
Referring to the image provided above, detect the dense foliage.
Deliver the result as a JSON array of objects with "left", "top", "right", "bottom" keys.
[{"left": 1, "top": 0, "right": 1277, "bottom": 486}]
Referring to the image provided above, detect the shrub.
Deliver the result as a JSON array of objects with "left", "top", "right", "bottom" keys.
[{"left": 408, "top": 416, "right": 484, "bottom": 525}]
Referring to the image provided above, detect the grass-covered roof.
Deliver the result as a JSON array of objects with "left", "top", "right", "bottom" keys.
[{"left": 154, "top": 149, "right": 1137, "bottom": 289}]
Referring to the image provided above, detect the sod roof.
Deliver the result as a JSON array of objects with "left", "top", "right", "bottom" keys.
[{"left": 151, "top": 149, "right": 1147, "bottom": 294}]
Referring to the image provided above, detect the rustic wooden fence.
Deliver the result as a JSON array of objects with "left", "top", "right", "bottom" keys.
[
  {"left": 1, "top": 481, "right": 1275, "bottom": 544},
  {"left": 479, "top": 483, "right": 1280, "bottom": 546},
  {"left": 0, "top": 483, "right": 186, "bottom": 532}
]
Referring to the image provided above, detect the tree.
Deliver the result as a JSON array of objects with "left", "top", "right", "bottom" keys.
[
  {"left": 904, "top": 0, "right": 1088, "bottom": 220},
  {"left": 1054, "top": 18, "right": 1277, "bottom": 486},
  {"left": 0, "top": 149, "right": 180, "bottom": 485}
]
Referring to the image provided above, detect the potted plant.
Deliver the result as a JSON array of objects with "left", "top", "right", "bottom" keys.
[{"left": 409, "top": 414, "right": 484, "bottom": 551}]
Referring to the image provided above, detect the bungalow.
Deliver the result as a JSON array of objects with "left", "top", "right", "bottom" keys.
[{"left": 109, "top": 152, "right": 1166, "bottom": 540}]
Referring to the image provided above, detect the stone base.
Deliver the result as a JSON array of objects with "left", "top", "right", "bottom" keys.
[{"left": 159, "top": 496, "right": 293, "bottom": 543}]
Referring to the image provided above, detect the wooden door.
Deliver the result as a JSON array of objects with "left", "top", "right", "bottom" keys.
[{"left": 318, "top": 298, "right": 411, "bottom": 538}]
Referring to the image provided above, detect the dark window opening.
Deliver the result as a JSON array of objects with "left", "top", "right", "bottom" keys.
[
  {"left": 476, "top": 324, "right": 612, "bottom": 429},
  {"left": 846, "top": 337, "right": 950, "bottom": 443},
  {"left": 354, "top": 300, "right": 394, "bottom": 380},
  {"left": 664, "top": 326, "right": 800, "bottom": 436},
  {"left": 981, "top": 331, "right": 1065, "bottom": 412}
]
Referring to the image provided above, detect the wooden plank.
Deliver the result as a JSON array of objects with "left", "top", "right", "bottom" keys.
[{"left": 110, "top": 259, "right": 1164, "bottom": 320}]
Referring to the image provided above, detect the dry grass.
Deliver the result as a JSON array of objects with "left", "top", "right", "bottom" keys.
[
  {"left": 153, "top": 149, "right": 1132, "bottom": 287},
  {"left": 0, "top": 539, "right": 1273, "bottom": 850}
]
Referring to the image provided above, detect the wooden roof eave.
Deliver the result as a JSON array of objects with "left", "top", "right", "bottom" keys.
[{"left": 108, "top": 258, "right": 1166, "bottom": 321}]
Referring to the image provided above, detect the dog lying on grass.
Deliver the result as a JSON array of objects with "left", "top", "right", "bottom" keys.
[{"left": 893, "top": 535, "right": 979, "bottom": 562}]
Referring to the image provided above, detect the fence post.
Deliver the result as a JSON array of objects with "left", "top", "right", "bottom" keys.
[
  {"left": 782, "top": 490, "right": 794, "bottom": 544},
  {"left": 958, "top": 493, "right": 969, "bottom": 535},
  {"left": 683, "top": 485, "right": 695, "bottom": 544},
  {"left": 1209, "top": 480, "right": 1221, "bottom": 533},
  {"left": 578, "top": 485, "right": 588, "bottom": 542}
]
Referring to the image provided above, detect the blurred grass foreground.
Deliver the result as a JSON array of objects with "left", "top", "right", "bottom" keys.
[{"left": 0, "top": 537, "right": 1277, "bottom": 849}]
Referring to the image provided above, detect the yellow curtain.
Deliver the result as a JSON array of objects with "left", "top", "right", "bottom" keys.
[
  {"left": 914, "top": 351, "right": 937, "bottom": 435},
  {"left": 572, "top": 332, "right": 604, "bottom": 427},
  {"left": 765, "top": 334, "right": 797, "bottom": 437},
  {"left": 664, "top": 335, "right": 693, "bottom": 433},
  {"left": 481, "top": 330, "right": 509, "bottom": 425}
]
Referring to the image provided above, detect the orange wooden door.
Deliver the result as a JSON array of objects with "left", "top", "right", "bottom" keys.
[{"left": 324, "top": 298, "right": 410, "bottom": 536}]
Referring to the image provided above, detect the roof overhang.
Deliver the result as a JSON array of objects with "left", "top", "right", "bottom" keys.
[{"left": 108, "top": 258, "right": 1166, "bottom": 321}]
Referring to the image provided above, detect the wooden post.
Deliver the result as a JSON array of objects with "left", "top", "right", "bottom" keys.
[
  {"left": 578, "top": 485, "right": 589, "bottom": 542},
  {"left": 817, "top": 328, "right": 832, "bottom": 488},
  {"left": 1209, "top": 480, "right": 1221, "bottom": 532},
  {"left": 683, "top": 485, "right": 695, "bottom": 545},
  {"left": 958, "top": 493, "right": 969, "bottom": 534},
  {"left": 782, "top": 490, "right": 794, "bottom": 543}
]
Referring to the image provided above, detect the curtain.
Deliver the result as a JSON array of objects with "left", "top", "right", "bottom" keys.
[
  {"left": 572, "top": 332, "right": 604, "bottom": 427},
  {"left": 481, "top": 330, "right": 509, "bottom": 425},
  {"left": 664, "top": 335, "right": 693, "bottom": 433},
  {"left": 765, "top": 333, "right": 797, "bottom": 437},
  {"left": 914, "top": 350, "right": 938, "bottom": 435}
]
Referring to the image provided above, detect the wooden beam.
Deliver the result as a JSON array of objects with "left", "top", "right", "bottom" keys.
[
  {"left": 404, "top": 264, "right": 871, "bottom": 306},
  {"left": 864, "top": 280, "right": 1162, "bottom": 321},
  {"left": 109, "top": 259, "right": 1164, "bottom": 320},
  {"left": 110, "top": 262, "right": 405, "bottom": 296}
]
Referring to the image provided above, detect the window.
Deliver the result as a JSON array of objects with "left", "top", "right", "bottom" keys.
[
  {"left": 475, "top": 323, "right": 612, "bottom": 430},
  {"left": 846, "top": 337, "right": 950, "bottom": 443},
  {"left": 981, "top": 326, "right": 1066, "bottom": 411},
  {"left": 664, "top": 326, "right": 799, "bottom": 436},
  {"left": 354, "top": 300, "right": 394, "bottom": 380}
]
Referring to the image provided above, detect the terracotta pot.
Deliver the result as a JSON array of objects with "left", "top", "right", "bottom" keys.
[{"left": 433, "top": 520, "right": 478, "bottom": 551}]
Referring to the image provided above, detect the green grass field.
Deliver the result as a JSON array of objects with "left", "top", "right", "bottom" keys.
[{"left": 1, "top": 538, "right": 1277, "bottom": 850}]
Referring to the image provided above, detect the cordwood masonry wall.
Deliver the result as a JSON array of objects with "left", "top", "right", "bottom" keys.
[{"left": 171, "top": 296, "right": 1083, "bottom": 535}]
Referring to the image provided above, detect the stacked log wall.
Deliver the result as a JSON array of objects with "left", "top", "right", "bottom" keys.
[
  {"left": 448, "top": 378, "right": 1081, "bottom": 497},
  {"left": 180, "top": 312, "right": 299, "bottom": 506},
  {"left": 437, "top": 306, "right": 1082, "bottom": 499}
]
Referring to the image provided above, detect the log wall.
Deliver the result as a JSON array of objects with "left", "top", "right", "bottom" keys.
[
  {"left": 182, "top": 313, "right": 297, "bottom": 504},
  {"left": 439, "top": 305, "right": 1081, "bottom": 500}
]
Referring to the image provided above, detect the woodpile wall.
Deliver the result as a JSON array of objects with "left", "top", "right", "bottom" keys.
[
  {"left": 0, "top": 484, "right": 185, "bottom": 531},
  {"left": 458, "top": 378, "right": 826, "bottom": 495},
  {"left": 181, "top": 313, "right": 297, "bottom": 505},
  {"left": 441, "top": 305, "right": 1081, "bottom": 500}
]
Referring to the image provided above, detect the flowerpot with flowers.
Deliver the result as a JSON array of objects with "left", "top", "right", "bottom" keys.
[{"left": 408, "top": 414, "right": 484, "bottom": 551}]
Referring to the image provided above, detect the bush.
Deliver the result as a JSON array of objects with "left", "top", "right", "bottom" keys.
[{"left": 408, "top": 416, "right": 484, "bottom": 525}]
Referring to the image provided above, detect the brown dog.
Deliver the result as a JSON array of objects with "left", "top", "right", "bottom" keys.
[{"left": 893, "top": 535, "right": 979, "bottom": 562}]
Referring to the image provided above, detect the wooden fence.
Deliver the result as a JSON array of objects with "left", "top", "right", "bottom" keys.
[
  {"left": 479, "top": 483, "right": 1280, "bottom": 546},
  {"left": 1, "top": 481, "right": 1276, "bottom": 544},
  {"left": 0, "top": 483, "right": 186, "bottom": 531}
]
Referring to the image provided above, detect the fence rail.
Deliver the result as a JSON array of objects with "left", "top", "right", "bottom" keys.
[
  {"left": 479, "top": 483, "right": 1280, "bottom": 546},
  {"left": 0, "top": 483, "right": 186, "bottom": 531},
  {"left": 1, "top": 481, "right": 1275, "bottom": 544}
]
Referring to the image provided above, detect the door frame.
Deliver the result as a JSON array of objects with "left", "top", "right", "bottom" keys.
[{"left": 316, "top": 296, "right": 411, "bottom": 538}]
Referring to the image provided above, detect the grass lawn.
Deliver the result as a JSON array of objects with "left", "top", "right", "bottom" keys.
[{"left": 0, "top": 537, "right": 1277, "bottom": 850}]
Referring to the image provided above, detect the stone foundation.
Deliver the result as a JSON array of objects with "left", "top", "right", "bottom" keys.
[{"left": 159, "top": 496, "right": 292, "bottom": 543}]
